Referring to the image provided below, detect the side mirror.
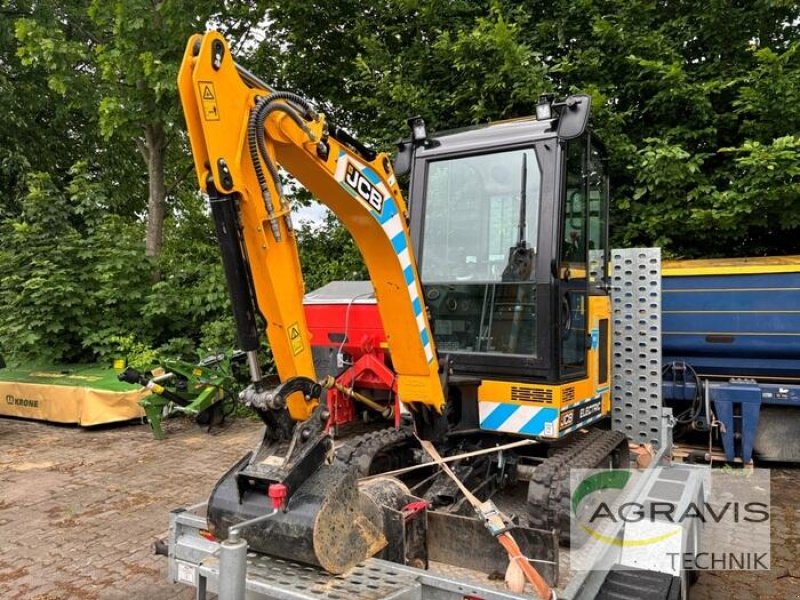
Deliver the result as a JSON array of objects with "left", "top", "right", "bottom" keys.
[
  {"left": 393, "top": 139, "right": 413, "bottom": 177},
  {"left": 557, "top": 95, "right": 591, "bottom": 140}
]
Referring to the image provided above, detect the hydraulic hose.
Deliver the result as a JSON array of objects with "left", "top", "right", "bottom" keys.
[
  {"left": 247, "top": 91, "right": 318, "bottom": 239},
  {"left": 247, "top": 97, "right": 275, "bottom": 220},
  {"left": 254, "top": 102, "right": 316, "bottom": 193}
]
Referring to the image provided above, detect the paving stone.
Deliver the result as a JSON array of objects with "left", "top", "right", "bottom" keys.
[
  {"left": 0, "top": 416, "right": 261, "bottom": 599},
  {"left": 1, "top": 416, "right": 798, "bottom": 598}
]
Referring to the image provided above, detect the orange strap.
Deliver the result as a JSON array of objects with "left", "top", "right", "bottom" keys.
[{"left": 417, "top": 437, "right": 554, "bottom": 599}]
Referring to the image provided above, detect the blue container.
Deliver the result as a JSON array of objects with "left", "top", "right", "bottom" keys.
[{"left": 662, "top": 257, "right": 800, "bottom": 379}]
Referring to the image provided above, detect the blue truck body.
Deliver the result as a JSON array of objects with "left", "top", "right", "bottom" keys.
[{"left": 661, "top": 257, "right": 800, "bottom": 462}]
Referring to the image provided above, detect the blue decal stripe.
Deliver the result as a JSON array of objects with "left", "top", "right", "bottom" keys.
[
  {"left": 362, "top": 166, "right": 380, "bottom": 185},
  {"left": 391, "top": 231, "right": 408, "bottom": 254},
  {"left": 420, "top": 329, "right": 430, "bottom": 347},
  {"left": 377, "top": 198, "right": 398, "bottom": 224},
  {"left": 412, "top": 297, "right": 422, "bottom": 316},
  {"left": 481, "top": 404, "right": 519, "bottom": 430},
  {"left": 519, "top": 408, "right": 559, "bottom": 436},
  {"left": 403, "top": 265, "right": 415, "bottom": 285}
]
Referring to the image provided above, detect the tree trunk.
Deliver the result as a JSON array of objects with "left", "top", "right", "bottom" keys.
[{"left": 143, "top": 123, "right": 167, "bottom": 259}]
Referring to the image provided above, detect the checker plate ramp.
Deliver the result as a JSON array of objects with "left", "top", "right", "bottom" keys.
[
  {"left": 199, "top": 553, "right": 421, "bottom": 600},
  {"left": 611, "top": 248, "right": 664, "bottom": 448}
]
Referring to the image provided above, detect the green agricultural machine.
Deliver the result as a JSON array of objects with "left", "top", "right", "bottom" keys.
[{"left": 118, "top": 351, "right": 246, "bottom": 439}]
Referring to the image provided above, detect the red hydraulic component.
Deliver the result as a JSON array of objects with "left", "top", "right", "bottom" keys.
[
  {"left": 325, "top": 353, "right": 399, "bottom": 427},
  {"left": 401, "top": 500, "right": 430, "bottom": 522},
  {"left": 268, "top": 483, "right": 289, "bottom": 510},
  {"left": 304, "top": 287, "right": 400, "bottom": 428}
]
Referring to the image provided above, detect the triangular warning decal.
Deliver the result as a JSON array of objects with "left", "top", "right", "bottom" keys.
[
  {"left": 289, "top": 327, "right": 300, "bottom": 339},
  {"left": 202, "top": 85, "right": 215, "bottom": 100}
]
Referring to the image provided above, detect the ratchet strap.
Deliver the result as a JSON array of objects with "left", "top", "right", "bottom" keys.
[{"left": 416, "top": 436, "right": 555, "bottom": 600}]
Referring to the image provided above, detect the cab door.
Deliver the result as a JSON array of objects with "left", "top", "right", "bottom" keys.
[{"left": 558, "top": 134, "right": 610, "bottom": 384}]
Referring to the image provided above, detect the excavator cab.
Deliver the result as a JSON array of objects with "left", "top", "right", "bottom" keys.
[{"left": 403, "top": 98, "right": 614, "bottom": 439}]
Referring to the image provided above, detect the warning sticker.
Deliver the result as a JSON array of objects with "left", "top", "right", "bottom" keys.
[
  {"left": 177, "top": 562, "right": 195, "bottom": 585},
  {"left": 288, "top": 322, "right": 304, "bottom": 356},
  {"left": 198, "top": 81, "right": 219, "bottom": 121}
]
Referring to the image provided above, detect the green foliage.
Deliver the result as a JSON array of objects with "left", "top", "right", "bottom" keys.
[
  {"left": 3, "top": 1, "right": 800, "bottom": 366},
  {"left": 296, "top": 212, "right": 367, "bottom": 292},
  {"left": 0, "top": 167, "right": 238, "bottom": 364},
  {"left": 0, "top": 163, "right": 150, "bottom": 363},
  {"left": 255, "top": 0, "right": 800, "bottom": 257},
  {"left": 106, "top": 334, "right": 159, "bottom": 371}
]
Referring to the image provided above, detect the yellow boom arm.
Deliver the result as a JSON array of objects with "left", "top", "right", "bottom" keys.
[{"left": 178, "top": 31, "right": 444, "bottom": 419}]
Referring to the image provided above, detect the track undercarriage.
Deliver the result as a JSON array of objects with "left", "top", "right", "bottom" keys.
[{"left": 335, "top": 423, "right": 630, "bottom": 547}]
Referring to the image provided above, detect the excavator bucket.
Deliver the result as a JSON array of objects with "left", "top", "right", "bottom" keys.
[
  {"left": 208, "top": 455, "right": 387, "bottom": 574},
  {"left": 203, "top": 391, "right": 395, "bottom": 574}
]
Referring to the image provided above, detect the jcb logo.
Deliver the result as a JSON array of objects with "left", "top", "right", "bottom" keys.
[{"left": 344, "top": 162, "right": 384, "bottom": 212}]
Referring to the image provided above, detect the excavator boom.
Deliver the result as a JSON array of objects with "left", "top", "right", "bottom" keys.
[
  {"left": 178, "top": 32, "right": 444, "bottom": 419},
  {"left": 176, "top": 31, "right": 445, "bottom": 574}
]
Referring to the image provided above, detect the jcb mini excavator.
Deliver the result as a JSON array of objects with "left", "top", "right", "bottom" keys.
[{"left": 178, "top": 31, "right": 632, "bottom": 592}]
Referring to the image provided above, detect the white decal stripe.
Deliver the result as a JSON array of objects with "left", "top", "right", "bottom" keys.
[
  {"left": 398, "top": 248, "right": 412, "bottom": 269},
  {"left": 479, "top": 401, "right": 500, "bottom": 422},
  {"left": 334, "top": 153, "right": 347, "bottom": 180},
  {"left": 415, "top": 313, "right": 427, "bottom": 333},
  {"left": 502, "top": 406, "right": 541, "bottom": 432},
  {"left": 383, "top": 215, "right": 404, "bottom": 240}
]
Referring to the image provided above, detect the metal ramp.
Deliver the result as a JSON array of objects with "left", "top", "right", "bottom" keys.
[
  {"left": 610, "top": 248, "right": 668, "bottom": 450},
  {"left": 192, "top": 550, "right": 536, "bottom": 600},
  {"left": 196, "top": 553, "right": 421, "bottom": 600}
]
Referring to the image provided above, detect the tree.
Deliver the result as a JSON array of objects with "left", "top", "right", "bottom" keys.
[
  {"left": 0, "top": 1, "right": 271, "bottom": 363},
  {"left": 252, "top": 0, "right": 800, "bottom": 258},
  {"left": 14, "top": 0, "right": 266, "bottom": 260},
  {"left": 1, "top": 1, "right": 142, "bottom": 220}
]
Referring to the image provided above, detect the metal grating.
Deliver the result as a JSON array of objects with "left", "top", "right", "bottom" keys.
[
  {"left": 610, "top": 248, "right": 663, "bottom": 448},
  {"left": 562, "top": 386, "right": 575, "bottom": 404},
  {"left": 199, "top": 553, "right": 421, "bottom": 600},
  {"left": 511, "top": 386, "right": 553, "bottom": 403}
]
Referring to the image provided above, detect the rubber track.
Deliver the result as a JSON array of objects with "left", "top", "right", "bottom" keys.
[
  {"left": 527, "top": 429, "right": 629, "bottom": 544},
  {"left": 335, "top": 427, "right": 416, "bottom": 477}
]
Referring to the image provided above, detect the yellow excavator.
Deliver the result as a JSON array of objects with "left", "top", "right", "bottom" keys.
[{"left": 177, "top": 31, "right": 633, "bottom": 595}]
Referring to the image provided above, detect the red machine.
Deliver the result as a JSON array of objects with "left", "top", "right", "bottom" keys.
[{"left": 303, "top": 281, "right": 399, "bottom": 428}]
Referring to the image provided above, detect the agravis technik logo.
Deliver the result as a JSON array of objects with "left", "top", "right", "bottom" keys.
[{"left": 570, "top": 466, "right": 771, "bottom": 573}]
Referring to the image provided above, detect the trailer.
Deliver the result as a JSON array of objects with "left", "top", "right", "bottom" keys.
[
  {"left": 661, "top": 256, "right": 800, "bottom": 463},
  {"left": 158, "top": 250, "right": 709, "bottom": 600},
  {"left": 165, "top": 431, "right": 706, "bottom": 600}
]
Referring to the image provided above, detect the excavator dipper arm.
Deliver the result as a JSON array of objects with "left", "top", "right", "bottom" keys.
[{"left": 178, "top": 31, "right": 444, "bottom": 422}]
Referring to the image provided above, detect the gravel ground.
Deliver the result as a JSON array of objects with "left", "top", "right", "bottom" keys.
[{"left": 0, "top": 416, "right": 798, "bottom": 599}]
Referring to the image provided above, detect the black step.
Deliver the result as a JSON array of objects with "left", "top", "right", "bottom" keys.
[{"left": 597, "top": 565, "right": 681, "bottom": 600}]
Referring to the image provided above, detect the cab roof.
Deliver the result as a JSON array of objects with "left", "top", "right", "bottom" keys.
[{"left": 417, "top": 117, "right": 557, "bottom": 159}]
